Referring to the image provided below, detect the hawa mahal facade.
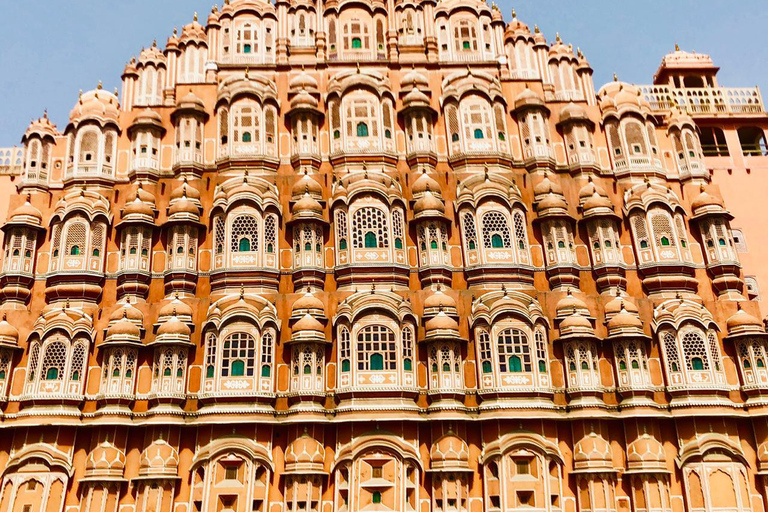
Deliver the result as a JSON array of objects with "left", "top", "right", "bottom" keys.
[{"left": 3, "top": 1, "right": 768, "bottom": 512}]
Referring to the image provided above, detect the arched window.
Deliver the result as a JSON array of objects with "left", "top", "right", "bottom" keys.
[
  {"left": 461, "top": 98, "right": 493, "bottom": 146},
  {"left": 231, "top": 215, "right": 258, "bottom": 253},
  {"left": 700, "top": 127, "right": 729, "bottom": 156},
  {"left": 498, "top": 329, "right": 531, "bottom": 373},
  {"left": 481, "top": 211, "right": 512, "bottom": 248},
  {"left": 738, "top": 126, "right": 768, "bottom": 156},
  {"left": 461, "top": 212, "right": 478, "bottom": 252},
  {"left": 402, "top": 327, "right": 414, "bottom": 371},
  {"left": 356, "top": 325, "right": 397, "bottom": 371},
  {"left": 261, "top": 331, "right": 274, "bottom": 378},
  {"left": 352, "top": 208, "right": 389, "bottom": 249},
  {"left": 454, "top": 19, "right": 477, "bottom": 52},
  {"left": 233, "top": 103, "right": 260, "bottom": 147},
  {"left": 339, "top": 327, "right": 351, "bottom": 372},
  {"left": 41, "top": 341, "right": 66, "bottom": 381},
  {"left": 222, "top": 333, "right": 256, "bottom": 378},
  {"left": 625, "top": 120, "right": 648, "bottom": 156}
]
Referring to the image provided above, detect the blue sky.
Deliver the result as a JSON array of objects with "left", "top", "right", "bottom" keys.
[{"left": 0, "top": 0, "right": 766, "bottom": 145}]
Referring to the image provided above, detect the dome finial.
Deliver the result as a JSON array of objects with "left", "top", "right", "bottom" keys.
[
  {"left": 613, "top": 72, "right": 618, "bottom": 82},
  {"left": 555, "top": 32, "right": 561, "bottom": 43},
  {"left": 194, "top": 11, "right": 198, "bottom": 22},
  {"left": 534, "top": 24, "right": 540, "bottom": 34},
  {"left": 97, "top": 80, "right": 103, "bottom": 90},
  {"left": 675, "top": 43, "right": 680, "bottom": 52}
]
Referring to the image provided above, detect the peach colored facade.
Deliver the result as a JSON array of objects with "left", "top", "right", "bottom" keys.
[{"left": 2, "top": 2, "right": 768, "bottom": 512}]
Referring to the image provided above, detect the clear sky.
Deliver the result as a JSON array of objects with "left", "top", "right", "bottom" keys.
[{"left": 0, "top": 0, "right": 766, "bottom": 146}]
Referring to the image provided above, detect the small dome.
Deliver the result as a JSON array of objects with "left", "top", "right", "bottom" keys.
[
  {"left": 582, "top": 191, "right": 613, "bottom": 213},
  {"left": 604, "top": 294, "right": 638, "bottom": 318},
  {"left": 70, "top": 87, "right": 120, "bottom": 125},
  {"left": 659, "top": 47, "right": 715, "bottom": 71},
  {"left": 139, "top": 439, "right": 179, "bottom": 478},
  {"left": 402, "top": 87, "right": 432, "bottom": 109},
  {"left": 0, "top": 314, "right": 19, "bottom": 346},
  {"left": 132, "top": 108, "right": 163, "bottom": 129},
  {"left": 170, "top": 180, "right": 201, "bottom": 201},
  {"left": 138, "top": 43, "right": 167, "bottom": 66},
  {"left": 413, "top": 191, "right": 446, "bottom": 218},
  {"left": 598, "top": 81, "right": 651, "bottom": 114},
  {"left": 425, "top": 311, "right": 460, "bottom": 335},
  {"left": 558, "top": 102, "right": 590, "bottom": 125},
  {"left": 292, "top": 192, "right": 323, "bottom": 217},
  {"left": 560, "top": 312, "right": 593, "bottom": 331},
  {"left": 430, "top": 434, "right": 470, "bottom": 471},
  {"left": 424, "top": 288, "right": 457, "bottom": 311},
  {"left": 168, "top": 197, "right": 200, "bottom": 216},
  {"left": 727, "top": 306, "right": 764, "bottom": 336},
  {"left": 607, "top": 303, "right": 644, "bottom": 335},
  {"left": 412, "top": 172, "right": 441, "bottom": 197},
  {"left": 533, "top": 173, "right": 563, "bottom": 199},
  {"left": 537, "top": 192, "right": 568, "bottom": 214},
  {"left": 106, "top": 315, "right": 142, "bottom": 340},
  {"left": 574, "top": 432, "right": 613, "bottom": 471},
  {"left": 506, "top": 11, "right": 531, "bottom": 35},
  {"left": 514, "top": 88, "right": 546, "bottom": 112},
  {"left": 626, "top": 434, "right": 666, "bottom": 473},
  {"left": 293, "top": 313, "right": 324, "bottom": 334},
  {"left": 289, "top": 71, "right": 319, "bottom": 92},
  {"left": 400, "top": 68, "right": 429, "bottom": 90},
  {"left": 290, "top": 89, "right": 319, "bottom": 111},
  {"left": 176, "top": 90, "right": 206, "bottom": 113},
  {"left": 285, "top": 432, "right": 325, "bottom": 474},
  {"left": 548, "top": 35, "right": 573, "bottom": 58},
  {"left": 555, "top": 290, "right": 589, "bottom": 318},
  {"left": 109, "top": 302, "right": 144, "bottom": 323},
  {"left": 291, "top": 173, "right": 323, "bottom": 200},
  {"left": 158, "top": 295, "right": 194, "bottom": 321},
  {"left": 156, "top": 314, "right": 191, "bottom": 337},
  {"left": 578, "top": 178, "right": 607, "bottom": 203},
  {"left": 85, "top": 442, "right": 127, "bottom": 480},
  {"left": 180, "top": 17, "right": 207, "bottom": 44},
  {"left": 691, "top": 188, "right": 725, "bottom": 213},
  {"left": 292, "top": 290, "right": 325, "bottom": 316},
  {"left": 123, "top": 194, "right": 156, "bottom": 219},
  {"left": 8, "top": 199, "right": 43, "bottom": 227},
  {"left": 23, "top": 113, "right": 59, "bottom": 141}
]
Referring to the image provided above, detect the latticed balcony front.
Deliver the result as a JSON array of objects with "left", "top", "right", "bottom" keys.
[{"left": 640, "top": 85, "right": 764, "bottom": 116}]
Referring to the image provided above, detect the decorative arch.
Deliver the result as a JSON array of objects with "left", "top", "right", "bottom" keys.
[{"left": 334, "top": 290, "right": 417, "bottom": 392}]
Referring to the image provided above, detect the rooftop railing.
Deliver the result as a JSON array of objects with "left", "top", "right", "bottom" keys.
[{"left": 640, "top": 85, "right": 764, "bottom": 115}]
